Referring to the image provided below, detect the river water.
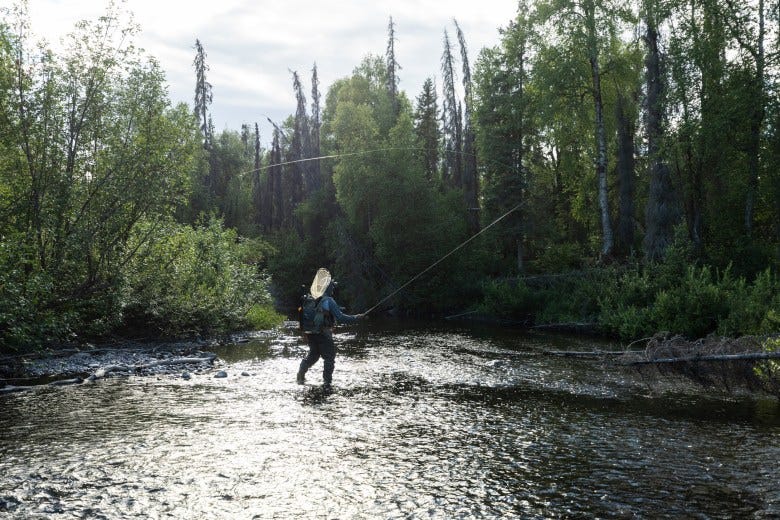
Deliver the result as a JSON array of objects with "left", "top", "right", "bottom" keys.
[{"left": 1, "top": 320, "right": 779, "bottom": 519}]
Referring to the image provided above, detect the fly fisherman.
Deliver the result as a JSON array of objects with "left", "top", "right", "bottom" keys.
[{"left": 297, "top": 268, "right": 366, "bottom": 389}]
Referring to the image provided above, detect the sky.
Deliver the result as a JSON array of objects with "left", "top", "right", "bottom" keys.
[{"left": 22, "top": 0, "right": 519, "bottom": 146}]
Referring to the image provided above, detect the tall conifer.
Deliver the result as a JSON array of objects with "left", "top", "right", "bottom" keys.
[
  {"left": 193, "top": 39, "right": 213, "bottom": 151},
  {"left": 386, "top": 16, "right": 401, "bottom": 118}
]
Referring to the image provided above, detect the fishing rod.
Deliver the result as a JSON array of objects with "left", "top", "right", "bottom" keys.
[{"left": 362, "top": 202, "right": 521, "bottom": 315}]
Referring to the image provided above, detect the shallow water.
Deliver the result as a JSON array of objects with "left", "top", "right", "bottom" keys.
[{"left": 1, "top": 320, "right": 779, "bottom": 519}]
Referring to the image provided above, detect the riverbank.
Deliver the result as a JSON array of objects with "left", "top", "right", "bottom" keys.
[{"left": 0, "top": 332, "right": 268, "bottom": 393}]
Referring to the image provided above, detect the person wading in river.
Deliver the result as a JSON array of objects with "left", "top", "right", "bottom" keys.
[{"left": 297, "top": 268, "right": 365, "bottom": 389}]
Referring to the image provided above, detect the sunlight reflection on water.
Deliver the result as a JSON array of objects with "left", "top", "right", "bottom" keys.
[{"left": 1, "top": 320, "right": 779, "bottom": 518}]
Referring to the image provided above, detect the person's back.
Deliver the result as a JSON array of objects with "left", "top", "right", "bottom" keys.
[{"left": 296, "top": 268, "right": 364, "bottom": 388}]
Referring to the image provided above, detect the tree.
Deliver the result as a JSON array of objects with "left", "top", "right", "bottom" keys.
[
  {"left": 474, "top": 6, "right": 535, "bottom": 272},
  {"left": 642, "top": 0, "right": 679, "bottom": 261},
  {"left": 324, "top": 60, "right": 470, "bottom": 311},
  {"left": 193, "top": 39, "right": 213, "bottom": 151},
  {"left": 252, "top": 122, "right": 269, "bottom": 232},
  {"left": 721, "top": 0, "right": 768, "bottom": 236},
  {"left": 413, "top": 77, "right": 440, "bottom": 182},
  {"left": 0, "top": 2, "right": 200, "bottom": 342},
  {"left": 535, "top": 0, "right": 635, "bottom": 258},
  {"left": 311, "top": 63, "right": 322, "bottom": 182},
  {"left": 292, "top": 70, "right": 315, "bottom": 196},
  {"left": 441, "top": 30, "right": 462, "bottom": 187},
  {"left": 616, "top": 93, "right": 636, "bottom": 256},
  {"left": 269, "top": 127, "right": 283, "bottom": 230},
  {"left": 455, "top": 20, "right": 480, "bottom": 233},
  {"left": 386, "top": 16, "right": 401, "bottom": 118}
]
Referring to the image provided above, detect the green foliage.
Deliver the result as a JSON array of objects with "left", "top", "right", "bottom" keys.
[
  {"left": 479, "top": 279, "right": 539, "bottom": 320},
  {"left": 4, "top": 0, "right": 780, "bottom": 353},
  {"left": 245, "top": 304, "right": 286, "bottom": 330},
  {"left": 755, "top": 337, "right": 780, "bottom": 383},
  {"left": 122, "top": 218, "right": 275, "bottom": 336},
  {"left": 651, "top": 266, "right": 730, "bottom": 338},
  {"left": 267, "top": 230, "right": 312, "bottom": 310},
  {"left": 0, "top": 237, "right": 69, "bottom": 350},
  {"left": 529, "top": 243, "right": 587, "bottom": 272},
  {"left": 479, "top": 254, "right": 780, "bottom": 341},
  {"left": 718, "top": 270, "right": 780, "bottom": 336}
]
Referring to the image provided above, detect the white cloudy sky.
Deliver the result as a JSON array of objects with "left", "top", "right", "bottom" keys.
[{"left": 24, "top": 0, "right": 519, "bottom": 145}]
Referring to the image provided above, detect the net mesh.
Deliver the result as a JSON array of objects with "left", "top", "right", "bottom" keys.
[{"left": 310, "top": 268, "right": 331, "bottom": 298}]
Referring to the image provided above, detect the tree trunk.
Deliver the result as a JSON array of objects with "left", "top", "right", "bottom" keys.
[
  {"left": 615, "top": 94, "right": 635, "bottom": 257},
  {"left": 585, "top": 2, "right": 613, "bottom": 257},
  {"left": 643, "top": 9, "right": 679, "bottom": 261},
  {"left": 743, "top": 0, "right": 765, "bottom": 236},
  {"left": 591, "top": 56, "right": 613, "bottom": 257}
]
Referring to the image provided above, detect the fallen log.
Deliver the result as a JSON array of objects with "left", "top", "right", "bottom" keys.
[
  {"left": 48, "top": 377, "right": 84, "bottom": 386},
  {"left": 623, "top": 351, "right": 780, "bottom": 366},
  {"left": 544, "top": 350, "right": 640, "bottom": 358},
  {"left": 532, "top": 322, "right": 599, "bottom": 334}
]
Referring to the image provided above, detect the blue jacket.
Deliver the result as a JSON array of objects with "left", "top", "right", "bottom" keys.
[{"left": 319, "top": 296, "right": 358, "bottom": 325}]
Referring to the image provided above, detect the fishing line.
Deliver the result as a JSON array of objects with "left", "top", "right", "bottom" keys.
[
  {"left": 362, "top": 202, "right": 521, "bottom": 315},
  {"left": 241, "top": 147, "right": 430, "bottom": 176},
  {"left": 227, "top": 145, "right": 523, "bottom": 312}
]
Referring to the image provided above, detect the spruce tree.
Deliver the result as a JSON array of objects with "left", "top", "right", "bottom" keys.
[
  {"left": 386, "top": 16, "right": 401, "bottom": 118},
  {"left": 193, "top": 39, "right": 213, "bottom": 151},
  {"left": 455, "top": 20, "right": 480, "bottom": 232},
  {"left": 414, "top": 78, "right": 440, "bottom": 182},
  {"left": 311, "top": 63, "right": 322, "bottom": 183},
  {"left": 441, "top": 30, "right": 461, "bottom": 187}
]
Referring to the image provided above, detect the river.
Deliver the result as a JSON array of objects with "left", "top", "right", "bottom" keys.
[{"left": 1, "top": 319, "right": 778, "bottom": 518}]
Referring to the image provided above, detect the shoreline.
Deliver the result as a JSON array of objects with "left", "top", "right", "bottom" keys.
[{"left": 0, "top": 334, "right": 249, "bottom": 392}]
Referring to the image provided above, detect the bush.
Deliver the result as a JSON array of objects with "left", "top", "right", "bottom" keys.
[
  {"left": 651, "top": 266, "right": 730, "bottom": 339},
  {"left": 479, "top": 279, "right": 540, "bottom": 321},
  {"left": 245, "top": 303, "right": 286, "bottom": 330},
  {"left": 528, "top": 242, "right": 587, "bottom": 272},
  {"left": 718, "top": 269, "right": 780, "bottom": 336},
  {"left": 0, "top": 238, "right": 76, "bottom": 351},
  {"left": 477, "top": 249, "right": 780, "bottom": 342},
  {"left": 122, "top": 217, "right": 277, "bottom": 336}
]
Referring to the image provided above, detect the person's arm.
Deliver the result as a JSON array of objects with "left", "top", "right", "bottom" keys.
[{"left": 321, "top": 297, "right": 362, "bottom": 324}]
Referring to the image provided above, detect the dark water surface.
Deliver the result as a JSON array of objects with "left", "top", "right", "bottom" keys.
[{"left": 1, "top": 320, "right": 779, "bottom": 518}]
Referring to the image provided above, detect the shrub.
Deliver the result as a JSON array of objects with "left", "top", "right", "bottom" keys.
[
  {"left": 122, "top": 217, "right": 277, "bottom": 335},
  {"left": 719, "top": 269, "right": 780, "bottom": 336},
  {"left": 528, "top": 242, "right": 587, "bottom": 272},
  {"left": 650, "top": 266, "right": 729, "bottom": 339},
  {"left": 479, "top": 279, "right": 539, "bottom": 321},
  {"left": 245, "top": 303, "right": 286, "bottom": 330},
  {"left": 0, "top": 238, "right": 76, "bottom": 351}
]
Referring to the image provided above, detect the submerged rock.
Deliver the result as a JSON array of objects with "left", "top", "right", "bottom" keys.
[
  {"left": 214, "top": 371, "right": 228, "bottom": 378},
  {"left": 182, "top": 372, "right": 191, "bottom": 380},
  {"left": 241, "top": 372, "right": 250, "bottom": 377}
]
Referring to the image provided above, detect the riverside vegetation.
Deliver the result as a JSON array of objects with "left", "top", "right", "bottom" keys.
[{"left": 1, "top": 0, "right": 779, "bottom": 390}]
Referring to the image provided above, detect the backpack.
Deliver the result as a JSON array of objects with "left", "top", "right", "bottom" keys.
[{"left": 298, "top": 294, "right": 325, "bottom": 333}]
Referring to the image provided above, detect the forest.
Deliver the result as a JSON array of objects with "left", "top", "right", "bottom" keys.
[{"left": 1, "top": 0, "right": 779, "bottom": 353}]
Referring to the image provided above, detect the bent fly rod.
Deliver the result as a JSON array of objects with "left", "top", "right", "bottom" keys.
[{"left": 362, "top": 202, "right": 521, "bottom": 315}]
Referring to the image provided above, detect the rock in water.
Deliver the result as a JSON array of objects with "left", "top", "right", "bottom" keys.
[
  {"left": 181, "top": 372, "right": 191, "bottom": 380},
  {"left": 214, "top": 370, "right": 228, "bottom": 378},
  {"left": 241, "top": 372, "right": 250, "bottom": 377}
]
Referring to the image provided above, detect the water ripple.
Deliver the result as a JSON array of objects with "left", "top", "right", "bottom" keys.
[{"left": 1, "top": 322, "right": 778, "bottom": 518}]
